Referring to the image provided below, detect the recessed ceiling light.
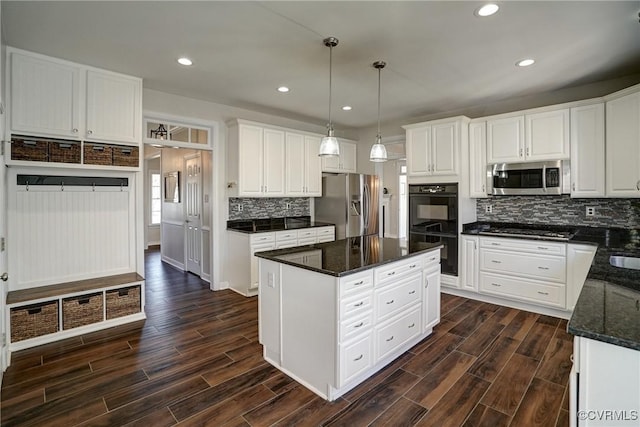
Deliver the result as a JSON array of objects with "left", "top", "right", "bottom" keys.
[
  {"left": 277, "top": 86, "right": 290, "bottom": 93},
  {"left": 476, "top": 3, "right": 499, "bottom": 17},
  {"left": 517, "top": 58, "right": 535, "bottom": 67},
  {"left": 177, "top": 57, "right": 193, "bottom": 66},
  {"left": 342, "top": 106, "right": 352, "bottom": 111}
]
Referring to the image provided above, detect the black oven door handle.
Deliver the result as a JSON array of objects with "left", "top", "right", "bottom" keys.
[{"left": 542, "top": 165, "right": 546, "bottom": 192}]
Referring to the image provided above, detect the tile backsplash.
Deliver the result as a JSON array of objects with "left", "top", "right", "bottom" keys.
[
  {"left": 476, "top": 196, "right": 640, "bottom": 228},
  {"left": 228, "top": 197, "right": 310, "bottom": 220}
]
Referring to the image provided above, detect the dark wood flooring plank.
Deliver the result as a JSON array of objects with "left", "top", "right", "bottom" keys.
[
  {"left": 45, "top": 368, "right": 149, "bottom": 402},
  {"left": 369, "top": 397, "right": 428, "bottom": 426},
  {"left": 122, "top": 407, "right": 177, "bottom": 427},
  {"left": 491, "top": 306, "right": 520, "bottom": 326},
  {"left": 501, "top": 310, "right": 539, "bottom": 341},
  {"left": 242, "top": 384, "right": 317, "bottom": 426},
  {"left": 90, "top": 344, "right": 181, "bottom": 373},
  {"left": 448, "top": 303, "right": 499, "bottom": 338},
  {"left": 441, "top": 299, "right": 485, "bottom": 324},
  {"left": 200, "top": 354, "right": 268, "bottom": 387},
  {"left": 480, "top": 353, "right": 539, "bottom": 416},
  {"left": 176, "top": 384, "right": 275, "bottom": 427},
  {"left": 457, "top": 317, "right": 505, "bottom": 357},
  {"left": 462, "top": 403, "right": 511, "bottom": 427},
  {"left": 2, "top": 391, "right": 106, "bottom": 427},
  {"left": 510, "top": 378, "right": 565, "bottom": 427},
  {"left": 467, "top": 335, "right": 521, "bottom": 382},
  {"left": 536, "top": 337, "right": 573, "bottom": 385},
  {"left": 440, "top": 293, "right": 466, "bottom": 316},
  {"left": 0, "top": 389, "right": 44, "bottom": 421},
  {"left": 408, "top": 320, "right": 456, "bottom": 355},
  {"left": 415, "top": 373, "right": 490, "bottom": 427},
  {"left": 402, "top": 333, "right": 465, "bottom": 377},
  {"left": 405, "top": 350, "right": 476, "bottom": 409},
  {"left": 1, "top": 363, "right": 93, "bottom": 402},
  {"left": 33, "top": 398, "right": 107, "bottom": 427},
  {"left": 341, "top": 352, "right": 414, "bottom": 403},
  {"left": 556, "top": 409, "right": 570, "bottom": 427},
  {"left": 322, "top": 369, "right": 420, "bottom": 426},
  {"left": 263, "top": 372, "right": 298, "bottom": 395},
  {"left": 515, "top": 321, "right": 556, "bottom": 361},
  {"left": 224, "top": 341, "right": 262, "bottom": 361},
  {"left": 272, "top": 397, "right": 350, "bottom": 427}
]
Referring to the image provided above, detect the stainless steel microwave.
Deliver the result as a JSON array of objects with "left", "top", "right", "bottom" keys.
[{"left": 487, "top": 160, "right": 570, "bottom": 195}]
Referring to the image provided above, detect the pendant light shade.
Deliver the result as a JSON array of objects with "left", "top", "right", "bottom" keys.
[
  {"left": 319, "top": 37, "right": 340, "bottom": 157},
  {"left": 370, "top": 60, "right": 388, "bottom": 162}
]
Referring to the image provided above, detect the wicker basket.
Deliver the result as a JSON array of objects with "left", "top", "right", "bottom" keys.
[
  {"left": 10, "top": 301, "right": 59, "bottom": 342},
  {"left": 62, "top": 293, "right": 103, "bottom": 329},
  {"left": 106, "top": 286, "right": 141, "bottom": 319},
  {"left": 49, "top": 141, "right": 81, "bottom": 164},
  {"left": 83, "top": 143, "right": 113, "bottom": 165},
  {"left": 11, "top": 138, "right": 48, "bottom": 162},
  {"left": 112, "top": 146, "right": 139, "bottom": 167}
]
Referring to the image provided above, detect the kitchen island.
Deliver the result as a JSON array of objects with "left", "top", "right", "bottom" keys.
[{"left": 256, "top": 235, "right": 442, "bottom": 401}]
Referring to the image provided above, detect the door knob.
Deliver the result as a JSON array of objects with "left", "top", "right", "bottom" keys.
[{"left": 1, "top": 273, "right": 7, "bottom": 282}]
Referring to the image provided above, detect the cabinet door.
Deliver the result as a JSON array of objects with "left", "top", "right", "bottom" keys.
[
  {"left": 606, "top": 92, "right": 640, "bottom": 197},
  {"left": 11, "top": 52, "right": 81, "bottom": 139},
  {"left": 469, "top": 122, "right": 488, "bottom": 198},
  {"left": 238, "top": 124, "right": 264, "bottom": 196},
  {"left": 566, "top": 244, "right": 596, "bottom": 311},
  {"left": 340, "top": 142, "right": 357, "bottom": 173},
  {"left": 431, "top": 122, "right": 458, "bottom": 175},
  {"left": 525, "top": 109, "right": 570, "bottom": 161},
  {"left": 305, "top": 136, "right": 323, "bottom": 196},
  {"left": 423, "top": 266, "right": 440, "bottom": 331},
  {"left": 86, "top": 70, "right": 142, "bottom": 144},
  {"left": 321, "top": 148, "right": 341, "bottom": 172},
  {"left": 250, "top": 241, "right": 275, "bottom": 289},
  {"left": 487, "top": 116, "right": 524, "bottom": 163},
  {"left": 406, "top": 126, "right": 431, "bottom": 175},
  {"left": 285, "top": 132, "right": 305, "bottom": 196},
  {"left": 570, "top": 104, "right": 605, "bottom": 197},
  {"left": 461, "top": 236, "right": 478, "bottom": 292},
  {"left": 263, "top": 128, "right": 286, "bottom": 196}
]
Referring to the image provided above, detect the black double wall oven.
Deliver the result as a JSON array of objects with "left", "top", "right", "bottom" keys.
[{"left": 408, "top": 184, "right": 458, "bottom": 276}]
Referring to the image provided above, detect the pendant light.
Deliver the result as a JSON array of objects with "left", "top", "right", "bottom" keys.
[
  {"left": 369, "top": 60, "right": 388, "bottom": 162},
  {"left": 318, "top": 37, "right": 340, "bottom": 157}
]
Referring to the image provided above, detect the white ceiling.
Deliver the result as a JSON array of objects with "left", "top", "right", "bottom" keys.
[{"left": 2, "top": 1, "right": 640, "bottom": 130}]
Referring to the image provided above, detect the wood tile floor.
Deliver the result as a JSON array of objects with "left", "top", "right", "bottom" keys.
[{"left": 1, "top": 248, "right": 572, "bottom": 426}]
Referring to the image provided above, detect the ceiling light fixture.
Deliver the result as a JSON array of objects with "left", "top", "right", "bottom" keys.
[
  {"left": 517, "top": 58, "right": 535, "bottom": 67},
  {"left": 342, "top": 106, "right": 352, "bottom": 111},
  {"left": 318, "top": 37, "right": 340, "bottom": 157},
  {"left": 369, "top": 61, "right": 388, "bottom": 162},
  {"left": 277, "top": 86, "right": 290, "bottom": 93},
  {"left": 476, "top": 3, "right": 499, "bottom": 17},
  {"left": 177, "top": 57, "right": 193, "bottom": 66},
  {"left": 150, "top": 123, "right": 168, "bottom": 139}
]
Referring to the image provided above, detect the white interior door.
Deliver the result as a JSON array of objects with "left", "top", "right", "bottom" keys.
[{"left": 185, "top": 155, "right": 202, "bottom": 276}]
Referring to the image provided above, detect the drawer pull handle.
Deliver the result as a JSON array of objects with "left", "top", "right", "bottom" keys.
[
  {"left": 537, "top": 266, "right": 549, "bottom": 270},
  {"left": 386, "top": 299, "right": 395, "bottom": 305},
  {"left": 491, "top": 283, "right": 501, "bottom": 287},
  {"left": 409, "top": 290, "right": 416, "bottom": 295},
  {"left": 354, "top": 322, "right": 364, "bottom": 328},
  {"left": 27, "top": 307, "right": 42, "bottom": 315},
  {"left": 537, "top": 291, "right": 549, "bottom": 296},
  {"left": 354, "top": 302, "right": 364, "bottom": 307},
  {"left": 386, "top": 336, "right": 394, "bottom": 342},
  {"left": 354, "top": 354, "right": 363, "bottom": 361},
  {"left": 491, "top": 260, "right": 502, "bottom": 264},
  {"left": 409, "top": 264, "right": 417, "bottom": 268},
  {"left": 408, "top": 323, "right": 415, "bottom": 328},
  {"left": 537, "top": 247, "right": 549, "bottom": 250},
  {"left": 78, "top": 298, "right": 91, "bottom": 305},
  {"left": 387, "top": 271, "right": 396, "bottom": 276},
  {"left": 491, "top": 243, "right": 501, "bottom": 246},
  {"left": 430, "top": 257, "right": 436, "bottom": 261},
  {"left": 354, "top": 280, "right": 365, "bottom": 286}
]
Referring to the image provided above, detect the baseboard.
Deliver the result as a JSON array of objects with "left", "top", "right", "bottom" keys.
[{"left": 161, "top": 255, "right": 184, "bottom": 271}]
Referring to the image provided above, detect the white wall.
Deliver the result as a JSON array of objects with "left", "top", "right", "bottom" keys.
[{"left": 144, "top": 156, "right": 161, "bottom": 248}]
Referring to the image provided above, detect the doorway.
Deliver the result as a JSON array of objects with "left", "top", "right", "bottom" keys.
[{"left": 184, "top": 154, "right": 202, "bottom": 276}]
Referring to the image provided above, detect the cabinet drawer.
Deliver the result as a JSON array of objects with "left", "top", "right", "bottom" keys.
[
  {"left": 275, "top": 230, "right": 297, "bottom": 242},
  {"left": 480, "top": 249, "right": 566, "bottom": 283},
  {"left": 11, "top": 138, "right": 49, "bottom": 162},
  {"left": 106, "top": 285, "right": 141, "bottom": 320},
  {"left": 375, "top": 256, "right": 423, "bottom": 286},
  {"left": 376, "top": 306, "right": 421, "bottom": 362},
  {"left": 316, "top": 227, "right": 335, "bottom": 238},
  {"left": 10, "top": 301, "right": 59, "bottom": 342},
  {"left": 479, "top": 272, "right": 566, "bottom": 308},
  {"left": 250, "top": 232, "right": 275, "bottom": 244},
  {"left": 339, "top": 332, "right": 373, "bottom": 387},
  {"left": 274, "top": 241, "right": 298, "bottom": 249},
  {"left": 480, "top": 237, "right": 566, "bottom": 256},
  {"left": 423, "top": 251, "right": 440, "bottom": 270},
  {"left": 112, "top": 145, "right": 139, "bottom": 167},
  {"left": 340, "top": 293, "right": 373, "bottom": 320},
  {"left": 297, "top": 237, "right": 317, "bottom": 245},
  {"left": 62, "top": 292, "right": 104, "bottom": 329},
  {"left": 49, "top": 141, "right": 81, "bottom": 164},
  {"left": 83, "top": 143, "right": 113, "bottom": 165},
  {"left": 340, "top": 311, "right": 373, "bottom": 342},
  {"left": 375, "top": 273, "right": 422, "bottom": 322},
  {"left": 297, "top": 229, "right": 317, "bottom": 238},
  {"left": 317, "top": 235, "right": 335, "bottom": 243},
  {"left": 340, "top": 271, "right": 374, "bottom": 297}
]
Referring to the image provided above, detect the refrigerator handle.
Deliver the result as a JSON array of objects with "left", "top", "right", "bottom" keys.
[{"left": 363, "top": 183, "right": 369, "bottom": 231}]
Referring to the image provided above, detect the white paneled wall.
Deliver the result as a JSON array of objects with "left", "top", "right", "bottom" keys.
[{"left": 11, "top": 177, "right": 136, "bottom": 290}]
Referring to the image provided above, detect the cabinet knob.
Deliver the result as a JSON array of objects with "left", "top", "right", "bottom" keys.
[
  {"left": 482, "top": 184, "right": 485, "bottom": 192},
  {"left": 572, "top": 183, "right": 576, "bottom": 191},
  {"left": 526, "top": 147, "right": 530, "bottom": 156},
  {"left": 72, "top": 128, "right": 78, "bottom": 133},
  {"left": 520, "top": 148, "right": 523, "bottom": 157},
  {"left": 636, "top": 180, "right": 640, "bottom": 191},
  {"left": 87, "top": 130, "right": 93, "bottom": 135}
]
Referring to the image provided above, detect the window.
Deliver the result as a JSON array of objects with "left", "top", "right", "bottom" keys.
[{"left": 151, "top": 172, "right": 161, "bottom": 225}]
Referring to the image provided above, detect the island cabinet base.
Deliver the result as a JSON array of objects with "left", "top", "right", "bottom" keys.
[{"left": 258, "top": 248, "right": 441, "bottom": 401}]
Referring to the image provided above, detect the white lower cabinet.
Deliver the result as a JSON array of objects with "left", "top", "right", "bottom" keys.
[
  {"left": 461, "top": 235, "right": 479, "bottom": 292},
  {"left": 375, "top": 307, "right": 421, "bottom": 362},
  {"left": 571, "top": 336, "right": 640, "bottom": 427},
  {"left": 339, "top": 332, "right": 374, "bottom": 386},
  {"left": 423, "top": 262, "right": 441, "bottom": 331}
]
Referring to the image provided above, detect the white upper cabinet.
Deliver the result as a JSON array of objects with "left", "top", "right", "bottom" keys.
[
  {"left": 322, "top": 139, "right": 357, "bottom": 173},
  {"left": 606, "top": 90, "right": 640, "bottom": 197},
  {"left": 469, "top": 121, "right": 488, "bottom": 198},
  {"left": 405, "top": 117, "right": 465, "bottom": 177},
  {"left": 8, "top": 48, "right": 142, "bottom": 145},
  {"left": 487, "top": 109, "right": 569, "bottom": 163},
  {"left": 570, "top": 103, "right": 605, "bottom": 198},
  {"left": 10, "top": 51, "right": 81, "bottom": 139},
  {"left": 285, "top": 132, "right": 322, "bottom": 197},
  {"left": 85, "top": 70, "right": 142, "bottom": 144},
  {"left": 262, "top": 128, "right": 286, "bottom": 196},
  {"left": 237, "top": 124, "right": 285, "bottom": 197}
]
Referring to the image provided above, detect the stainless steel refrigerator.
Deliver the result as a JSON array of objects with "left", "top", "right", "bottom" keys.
[{"left": 315, "top": 173, "right": 380, "bottom": 240}]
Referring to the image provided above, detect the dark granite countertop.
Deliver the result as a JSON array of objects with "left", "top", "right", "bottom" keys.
[
  {"left": 227, "top": 216, "right": 335, "bottom": 233},
  {"left": 463, "top": 221, "right": 640, "bottom": 351},
  {"left": 255, "top": 235, "right": 443, "bottom": 277}
]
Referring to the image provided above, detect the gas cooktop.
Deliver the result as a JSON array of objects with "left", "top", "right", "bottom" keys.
[{"left": 478, "top": 227, "right": 576, "bottom": 241}]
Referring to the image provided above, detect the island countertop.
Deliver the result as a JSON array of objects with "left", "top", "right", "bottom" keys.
[{"left": 255, "top": 235, "right": 443, "bottom": 277}]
